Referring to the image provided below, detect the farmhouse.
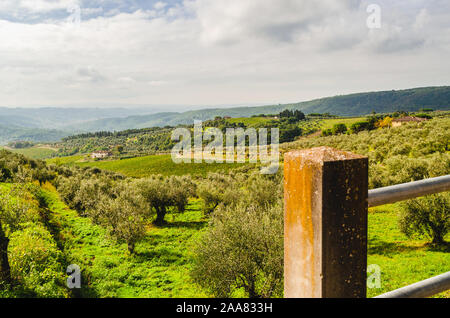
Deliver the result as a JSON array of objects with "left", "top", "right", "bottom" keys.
[
  {"left": 90, "top": 151, "right": 113, "bottom": 159},
  {"left": 392, "top": 116, "right": 428, "bottom": 127}
]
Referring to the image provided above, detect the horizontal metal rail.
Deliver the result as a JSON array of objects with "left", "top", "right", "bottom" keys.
[
  {"left": 375, "top": 271, "right": 450, "bottom": 298},
  {"left": 368, "top": 175, "right": 450, "bottom": 207}
]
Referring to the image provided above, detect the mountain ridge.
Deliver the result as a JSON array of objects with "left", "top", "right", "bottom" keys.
[
  {"left": 68, "top": 86, "right": 450, "bottom": 132},
  {"left": 0, "top": 86, "right": 449, "bottom": 143}
]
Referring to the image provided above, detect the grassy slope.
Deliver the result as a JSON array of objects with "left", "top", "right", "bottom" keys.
[
  {"left": 367, "top": 204, "right": 449, "bottom": 298},
  {"left": 2, "top": 182, "right": 448, "bottom": 298},
  {"left": 2, "top": 147, "right": 57, "bottom": 160},
  {"left": 40, "top": 186, "right": 449, "bottom": 298},
  {"left": 225, "top": 117, "right": 274, "bottom": 126},
  {"left": 48, "top": 154, "right": 255, "bottom": 177},
  {"left": 40, "top": 185, "right": 208, "bottom": 298},
  {"left": 317, "top": 117, "right": 366, "bottom": 130}
]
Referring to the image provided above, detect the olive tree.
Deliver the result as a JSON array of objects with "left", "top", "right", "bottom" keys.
[
  {"left": 135, "top": 176, "right": 196, "bottom": 225},
  {"left": 167, "top": 176, "right": 196, "bottom": 213},
  {"left": 73, "top": 177, "right": 115, "bottom": 223},
  {"left": 192, "top": 201, "right": 284, "bottom": 298},
  {"left": 197, "top": 174, "right": 240, "bottom": 215},
  {"left": 399, "top": 193, "right": 449, "bottom": 245},
  {"left": 96, "top": 182, "right": 149, "bottom": 253},
  {"left": 56, "top": 176, "right": 83, "bottom": 211},
  {"left": 134, "top": 177, "right": 173, "bottom": 225}
]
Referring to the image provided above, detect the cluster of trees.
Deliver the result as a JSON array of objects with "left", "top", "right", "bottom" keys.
[
  {"left": 193, "top": 171, "right": 284, "bottom": 298},
  {"left": 322, "top": 123, "right": 348, "bottom": 136},
  {"left": 203, "top": 114, "right": 305, "bottom": 144},
  {"left": 56, "top": 172, "right": 196, "bottom": 253},
  {"left": 0, "top": 150, "right": 55, "bottom": 185},
  {"left": 56, "top": 109, "right": 311, "bottom": 159},
  {"left": 279, "top": 109, "right": 306, "bottom": 121},
  {"left": 6, "top": 141, "right": 35, "bottom": 149},
  {"left": 55, "top": 127, "right": 176, "bottom": 157}
]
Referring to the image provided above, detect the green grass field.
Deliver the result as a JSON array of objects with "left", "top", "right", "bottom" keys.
[
  {"left": 39, "top": 186, "right": 209, "bottom": 297},
  {"left": 316, "top": 117, "right": 365, "bottom": 130},
  {"left": 367, "top": 203, "right": 449, "bottom": 298},
  {"left": 225, "top": 117, "right": 274, "bottom": 126},
  {"left": 1, "top": 146, "right": 57, "bottom": 160},
  {"left": 48, "top": 154, "right": 255, "bottom": 177},
  {"left": 28, "top": 186, "right": 449, "bottom": 298},
  {"left": 4, "top": 151, "right": 450, "bottom": 298}
]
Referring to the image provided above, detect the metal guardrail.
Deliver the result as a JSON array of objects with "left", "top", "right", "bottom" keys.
[
  {"left": 368, "top": 175, "right": 450, "bottom": 207},
  {"left": 375, "top": 271, "right": 450, "bottom": 298},
  {"left": 368, "top": 175, "right": 450, "bottom": 298}
]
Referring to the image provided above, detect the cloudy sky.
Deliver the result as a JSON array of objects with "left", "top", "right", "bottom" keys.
[{"left": 0, "top": 0, "right": 449, "bottom": 109}]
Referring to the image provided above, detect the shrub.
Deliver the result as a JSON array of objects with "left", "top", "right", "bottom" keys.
[
  {"left": 0, "top": 186, "right": 35, "bottom": 285},
  {"left": 349, "top": 121, "right": 371, "bottom": 134},
  {"left": 245, "top": 173, "right": 282, "bottom": 208},
  {"left": 399, "top": 193, "right": 449, "bottom": 245},
  {"left": 8, "top": 224, "right": 68, "bottom": 297},
  {"left": 192, "top": 202, "right": 283, "bottom": 298},
  {"left": 332, "top": 123, "right": 347, "bottom": 135},
  {"left": 415, "top": 113, "right": 432, "bottom": 119},
  {"left": 56, "top": 176, "right": 83, "bottom": 210},
  {"left": 321, "top": 129, "right": 333, "bottom": 137}
]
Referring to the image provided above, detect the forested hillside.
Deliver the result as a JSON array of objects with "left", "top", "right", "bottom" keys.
[
  {"left": 52, "top": 111, "right": 313, "bottom": 157},
  {"left": 0, "top": 125, "right": 69, "bottom": 145}
]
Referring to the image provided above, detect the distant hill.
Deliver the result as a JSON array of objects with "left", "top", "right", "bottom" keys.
[
  {"left": 0, "top": 86, "right": 449, "bottom": 143},
  {"left": 0, "top": 124, "right": 70, "bottom": 145},
  {"left": 66, "top": 86, "right": 450, "bottom": 132},
  {"left": 0, "top": 107, "right": 157, "bottom": 129}
]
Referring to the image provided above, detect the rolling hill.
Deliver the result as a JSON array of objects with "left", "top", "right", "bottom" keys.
[
  {"left": 0, "top": 86, "right": 449, "bottom": 144},
  {"left": 64, "top": 86, "right": 450, "bottom": 132}
]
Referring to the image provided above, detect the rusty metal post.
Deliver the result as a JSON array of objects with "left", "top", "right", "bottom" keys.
[{"left": 284, "top": 147, "right": 368, "bottom": 298}]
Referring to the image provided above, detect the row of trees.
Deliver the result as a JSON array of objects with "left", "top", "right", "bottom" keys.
[{"left": 56, "top": 173, "right": 196, "bottom": 253}]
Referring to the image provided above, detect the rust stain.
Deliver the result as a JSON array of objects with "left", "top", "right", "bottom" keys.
[
  {"left": 284, "top": 152, "right": 317, "bottom": 297},
  {"left": 284, "top": 147, "right": 366, "bottom": 298}
]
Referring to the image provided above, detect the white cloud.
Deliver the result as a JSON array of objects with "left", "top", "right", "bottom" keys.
[
  {"left": 0, "top": 0, "right": 78, "bottom": 16},
  {"left": 191, "top": 0, "right": 361, "bottom": 45},
  {"left": 154, "top": 2, "right": 168, "bottom": 10},
  {"left": 0, "top": 0, "right": 449, "bottom": 108}
]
